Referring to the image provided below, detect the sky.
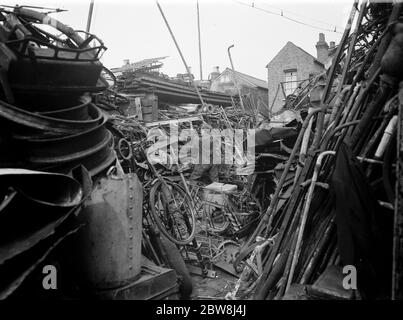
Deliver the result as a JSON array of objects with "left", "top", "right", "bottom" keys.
[{"left": 1, "top": 0, "right": 353, "bottom": 80}]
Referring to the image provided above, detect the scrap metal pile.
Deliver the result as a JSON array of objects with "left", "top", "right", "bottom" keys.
[
  {"left": 1, "top": 0, "right": 402, "bottom": 301},
  {"left": 0, "top": 6, "right": 116, "bottom": 298},
  {"left": 229, "top": 0, "right": 403, "bottom": 300}
]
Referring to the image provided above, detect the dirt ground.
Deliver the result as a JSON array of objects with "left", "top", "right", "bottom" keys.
[{"left": 191, "top": 268, "right": 238, "bottom": 300}]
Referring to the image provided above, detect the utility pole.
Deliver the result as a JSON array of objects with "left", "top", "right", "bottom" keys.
[
  {"left": 85, "top": 0, "right": 95, "bottom": 39},
  {"left": 197, "top": 0, "right": 203, "bottom": 80}
]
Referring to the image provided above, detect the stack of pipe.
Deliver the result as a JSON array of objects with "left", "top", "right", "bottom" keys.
[
  {"left": 234, "top": 0, "right": 402, "bottom": 300},
  {"left": 117, "top": 73, "right": 237, "bottom": 107}
]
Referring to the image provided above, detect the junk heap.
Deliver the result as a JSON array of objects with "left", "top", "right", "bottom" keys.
[{"left": 230, "top": 0, "right": 403, "bottom": 300}]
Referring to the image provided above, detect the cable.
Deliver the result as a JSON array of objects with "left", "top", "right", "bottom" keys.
[
  {"left": 257, "top": 0, "right": 344, "bottom": 30},
  {"left": 233, "top": 0, "right": 343, "bottom": 34}
]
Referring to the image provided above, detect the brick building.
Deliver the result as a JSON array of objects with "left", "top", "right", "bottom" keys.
[
  {"left": 266, "top": 33, "right": 335, "bottom": 113},
  {"left": 210, "top": 67, "right": 269, "bottom": 116}
]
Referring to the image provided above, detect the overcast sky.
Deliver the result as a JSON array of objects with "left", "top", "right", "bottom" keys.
[{"left": 2, "top": 0, "right": 353, "bottom": 80}]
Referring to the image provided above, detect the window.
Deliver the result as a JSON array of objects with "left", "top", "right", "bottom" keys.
[{"left": 284, "top": 70, "right": 297, "bottom": 96}]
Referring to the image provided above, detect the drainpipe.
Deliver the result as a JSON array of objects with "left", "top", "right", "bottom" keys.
[{"left": 228, "top": 44, "right": 246, "bottom": 112}]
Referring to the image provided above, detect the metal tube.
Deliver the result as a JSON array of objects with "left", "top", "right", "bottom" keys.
[
  {"left": 330, "top": 1, "right": 367, "bottom": 122},
  {"left": 321, "top": 0, "right": 358, "bottom": 105},
  {"left": 85, "top": 0, "right": 94, "bottom": 39},
  {"left": 234, "top": 107, "right": 325, "bottom": 268},
  {"left": 285, "top": 150, "right": 336, "bottom": 294},
  {"left": 197, "top": 0, "right": 203, "bottom": 80},
  {"left": 155, "top": 1, "right": 205, "bottom": 105},
  {"left": 228, "top": 45, "right": 246, "bottom": 112}
]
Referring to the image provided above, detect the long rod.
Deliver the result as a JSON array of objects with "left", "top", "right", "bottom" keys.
[
  {"left": 197, "top": 0, "right": 203, "bottom": 80},
  {"left": 85, "top": 0, "right": 94, "bottom": 39},
  {"left": 228, "top": 44, "right": 246, "bottom": 112},
  {"left": 285, "top": 151, "right": 336, "bottom": 294},
  {"left": 330, "top": 0, "right": 366, "bottom": 122},
  {"left": 156, "top": 1, "right": 205, "bottom": 105},
  {"left": 393, "top": 81, "right": 403, "bottom": 300}
]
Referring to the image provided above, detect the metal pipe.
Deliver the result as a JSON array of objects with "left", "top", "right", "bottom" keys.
[
  {"left": 197, "top": 0, "right": 203, "bottom": 80},
  {"left": 285, "top": 150, "right": 336, "bottom": 294},
  {"left": 228, "top": 45, "right": 246, "bottom": 112},
  {"left": 234, "top": 107, "right": 325, "bottom": 268},
  {"left": 155, "top": 1, "right": 206, "bottom": 105},
  {"left": 310, "top": 0, "right": 358, "bottom": 154},
  {"left": 350, "top": 74, "right": 395, "bottom": 151},
  {"left": 330, "top": 0, "right": 367, "bottom": 122},
  {"left": 320, "top": 120, "right": 361, "bottom": 153},
  {"left": 293, "top": 107, "right": 314, "bottom": 187},
  {"left": 85, "top": 0, "right": 94, "bottom": 40},
  {"left": 238, "top": 3, "right": 360, "bottom": 270},
  {"left": 321, "top": 0, "right": 358, "bottom": 106}
]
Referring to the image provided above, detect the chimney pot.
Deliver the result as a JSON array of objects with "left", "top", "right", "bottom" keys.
[
  {"left": 316, "top": 33, "right": 329, "bottom": 65},
  {"left": 209, "top": 66, "right": 221, "bottom": 81}
]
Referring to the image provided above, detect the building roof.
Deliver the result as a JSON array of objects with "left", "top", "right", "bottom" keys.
[
  {"left": 219, "top": 68, "right": 268, "bottom": 89},
  {"left": 265, "top": 41, "right": 324, "bottom": 68}
]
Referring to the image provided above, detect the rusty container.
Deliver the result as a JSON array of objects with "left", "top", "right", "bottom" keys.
[{"left": 73, "top": 170, "right": 143, "bottom": 289}]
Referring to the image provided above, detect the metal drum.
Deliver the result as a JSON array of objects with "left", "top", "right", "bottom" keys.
[{"left": 73, "top": 170, "right": 143, "bottom": 290}]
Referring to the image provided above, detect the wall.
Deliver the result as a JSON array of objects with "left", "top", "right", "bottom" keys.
[
  {"left": 267, "top": 42, "right": 323, "bottom": 114},
  {"left": 239, "top": 86, "right": 270, "bottom": 117},
  {"left": 210, "top": 69, "right": 269, "bottom": 115}
]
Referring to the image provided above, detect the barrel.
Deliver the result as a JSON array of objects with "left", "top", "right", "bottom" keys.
[{"left": 73, "top": 172, "right": 143, "bottom": 289}]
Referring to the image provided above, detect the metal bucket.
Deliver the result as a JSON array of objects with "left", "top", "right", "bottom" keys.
[{"left": 73, "top": 170, "right": 143, "bottom": 289}]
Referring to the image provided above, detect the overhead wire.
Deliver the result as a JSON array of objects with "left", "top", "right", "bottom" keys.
[
  {"left": 233, "top": 0, "right": 344, "bottom": 34},
  {"left": 257, "top": 0, "right": 345, "bottom": 30}
]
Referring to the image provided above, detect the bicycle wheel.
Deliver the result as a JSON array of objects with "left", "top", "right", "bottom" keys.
[{"left": 149, "top": 179, "right": 196, "bottom": 246}]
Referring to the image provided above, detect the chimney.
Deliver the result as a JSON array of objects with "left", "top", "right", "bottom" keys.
[
  {"left": 316, "top": 33, "right": 329, "bottom": 65},
  {"left": 123, "top": 59, "right": 130, "bottom": 66},
  {"left": 329, "top": 41, "right": 335, "bottom": 50},
  {"left": 209, "top": 66, "right": 220, "bottom": 81}
]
